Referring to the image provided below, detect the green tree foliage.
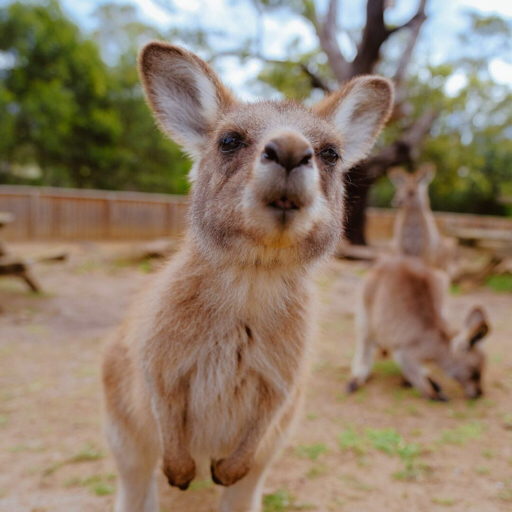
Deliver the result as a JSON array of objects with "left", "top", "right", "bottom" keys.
[{"left": 0, "top": 0, "right": 190, "bottom": 193}]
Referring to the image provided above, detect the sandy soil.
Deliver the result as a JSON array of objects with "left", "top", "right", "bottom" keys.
[{"left": 0, "top": 242, "right": 511, "bottom": 512}]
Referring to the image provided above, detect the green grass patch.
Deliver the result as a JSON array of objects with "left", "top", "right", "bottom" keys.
[
  {"left": 338, "top": 473, "right": 373, "bottom": 491},
  {"left": 374, "top": 360, "right": 402, "bottom": 377},
  {"left": 366, "top": 427, "right": 402, "bottom": 455},
  {"left": 189, "top": 478, "right": 213, "bottom": 491},
  {"left": 339, "top": 426, "right": 425, "bottom": 481},
  {"left": 447, "top": 409, "right": 469, "bottom": 420},
  {"left": 492, "top": 353, "right": 504, "bottom": 364},
  {"left": 0, "top": 414, "right": 8, "bottom": 427},
  {"left": 42, "top": 443, "right": 105, "bottom": 476},
  {"left": 64, "top": 472, "right": 116, "bottom": 496},
  {"left": 486, "top": 274, "right": 512, "bottom": 293},
  {"left": 406, "top": 404, "right": 422, "bottom": 417},
  {"left": 439, "top": 422, "right": 484, "bottom": 445},
  {"left": 431, "top": 497, "right": 456, "bottom": 506},
  {"left": 137, "top": 258, "right": 153, "bottom": 274},
  {"left": 450, "top": 284, "right": 462, "bottom": 295},
  {"left": 306, "top": 464, "right": 328, "bottom": 480},
  {"left": 498, "top": 480, "right": 512, "bottom": 502},
  {"left": 295, "top": 443, "right": 328, "bottom": 461},
  {"left": 482, "top": 449, "right": 494, "bottom": 459},
  {"left": 338, "top": 428, "right": 367, "bottom": 455},
  {"left": 42, "top": 461, "right": 66, "bottom": 476},
  {"left": 68, "top": 443, "right": 104, "bottom": 463},
  {"left": 9, "top": 443, "right": 45, "bottom": 453},
  {"left": 352, "top": 387, "right": 367, "bottom": 403},
  {"left": 263, "top": 489, "right": 316, "bottom": 511},
  {"left": 475, "top": 466, "right": 491, "bottom": 475}
]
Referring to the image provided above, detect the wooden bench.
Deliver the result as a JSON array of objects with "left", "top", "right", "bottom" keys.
[{"left": 0, "top": 212, "right": 41, "bottom": 292}]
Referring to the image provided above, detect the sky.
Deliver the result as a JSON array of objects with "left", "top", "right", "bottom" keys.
[{"left": 29, "top": 0, "right": 512, "bottom": 98}]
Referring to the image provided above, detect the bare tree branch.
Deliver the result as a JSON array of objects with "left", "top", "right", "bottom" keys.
[
  {"left": 366, "top": 108, "right": 439, "bottom": 179},
  {"left": 300, "top": 64, "right": 331, "bottom": 92},
  {"left": 350, "top": 0, "right": 390, "bottom": 76},
  {"left": 308, "top": 0, "right": 350, "bottom": 82},
  {"left": 350, "top": 0, "right": 428, "bottom": 78},
  {"left": 394, "top": 0, "right": 428, "bottom": 101},
  {"left": 209, "top": 52, "right": 331, "bottom": 93}
]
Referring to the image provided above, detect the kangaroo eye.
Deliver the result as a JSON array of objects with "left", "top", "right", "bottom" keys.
[
  {"left": 319, "top": 146, "right": 340, "bottom": 166},
  {"left": 219, "top": 133, "right": 245, "bottom": 154}
]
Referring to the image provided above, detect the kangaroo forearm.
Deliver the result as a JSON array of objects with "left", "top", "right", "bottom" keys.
[{"left": 211, "top": 378, "right": 287, "bottom": 486}]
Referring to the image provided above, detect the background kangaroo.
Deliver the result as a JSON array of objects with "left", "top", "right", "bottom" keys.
[
  {"left": 348, "top": 255, "right": 489, "bottom": 401},
  {"left": 102, "top": 42, "right": 393, "bottom": 512},
  {"left": 389, "top": 164, "right": 456, "bottom": 271}
]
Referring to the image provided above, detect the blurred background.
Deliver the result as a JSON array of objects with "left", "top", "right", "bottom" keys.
[
  {"left": 0, "top": 1, "right": 511, "bottom": 511},
  {"left": 0, "top": 0, "right": 511, "bottom": 237}
]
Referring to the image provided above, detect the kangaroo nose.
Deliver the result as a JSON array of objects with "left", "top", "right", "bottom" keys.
[{"left": 262, "top": 134, "right": 313, "bottom": 173}]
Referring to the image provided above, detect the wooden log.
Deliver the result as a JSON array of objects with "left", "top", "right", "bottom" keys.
[
  {"left": 0, "top": 256, "right": 41, "bottom": 293},
  {"left": 335, "top": 242, "right": 388, "bottom": 261}
]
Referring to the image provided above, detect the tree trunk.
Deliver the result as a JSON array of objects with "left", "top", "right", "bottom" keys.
[
  {"left": 343, "top": 168, "right": 374, "bottom": 245},
  {"left": 342, "top": 109, "right": 438, "bottom": 245}
]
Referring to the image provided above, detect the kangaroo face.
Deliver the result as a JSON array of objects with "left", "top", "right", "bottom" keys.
[
  {"left": 389, "top": 164, "right": 435, "bottom": 210},
  {"left": 139, "top": 43, "right": 393, "bottom": 266},
  {"left": 192, "top": 102, "right": 348, "bottom": 262}
]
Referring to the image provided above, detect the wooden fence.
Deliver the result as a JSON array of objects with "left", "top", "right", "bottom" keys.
[
  {"left": 0, "top": 186, "right": 188, "bottom": 240},
  {"left": 1, "top": 185, "right": 511, "bottom": 242},
  {"left": 365, "top": 207, "right": 512, "bottom": 243}
]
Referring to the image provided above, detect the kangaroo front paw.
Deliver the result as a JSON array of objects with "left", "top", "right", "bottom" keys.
[
  {"left": 347, "top": 378, "right": 360, "bottom": 393},
  {"left": 211, "top": 457, "right": 251, "bottom": 486},
  {"left": 427, "top": 377, "right": 448, "bottom": 402},
  {"left": 163, "top": 457, "right": 196, "bottom": 491}
]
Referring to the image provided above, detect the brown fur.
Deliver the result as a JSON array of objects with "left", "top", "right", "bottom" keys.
[
  {"left": 348, "top": 255, "right": 490, "bottom": 400},
  {"left": 389, "top": 164, "right": 456, "bottom": 272},
  {"left": 102, "top": 42, "right": 393, "bottom": 512}
]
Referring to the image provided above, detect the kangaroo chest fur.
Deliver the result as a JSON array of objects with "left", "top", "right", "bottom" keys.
[{"left": 142, "top": 259, "right": 312, "bottom": 460}]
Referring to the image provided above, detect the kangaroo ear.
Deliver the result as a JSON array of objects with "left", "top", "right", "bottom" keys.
[
  {"left": 313, "top": 76, "right": 394, "bottom": 169},
  {"left": 388, "top": 167, "right": 408, "bottom": 188},
  {"left": 416, "top": 163, "right": 436, "bottom": 185},
  {"left": 451, "top": 307, "right": 490, "bottom": 354},
  {"left": 465, "top": 307, "right": 490, "bottom": 348},
  {"left": 139, "top": 42, "right": 235, "bottom": 160}
]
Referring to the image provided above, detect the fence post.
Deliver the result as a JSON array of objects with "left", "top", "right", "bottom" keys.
[
  {"left": 28, "top": 190, "right": 40, "bottom": 240},
  {"left": 105, "top": 193, "right": 116, "bottom": 239}
]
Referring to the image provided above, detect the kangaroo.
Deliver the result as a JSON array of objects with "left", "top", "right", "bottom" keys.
[
  {"left": 102, "top": 42, "right": 393, "bottom": 512},
  {"left": 348, "top": 255, "right": 489, "bottom": 400},
  {"left": 389, "top": 164, "right": 456, "bottom": 271}
]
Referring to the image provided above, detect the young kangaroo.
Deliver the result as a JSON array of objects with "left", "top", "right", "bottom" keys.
[
  {"left": 102, "top": 42, "right": 393, "bottom": 512},
  {"left": 389, "top": 164, "right": 455, "bottom": 271},
  {"left": 348, "top": 256, "right": 489, "bottom": 400}
]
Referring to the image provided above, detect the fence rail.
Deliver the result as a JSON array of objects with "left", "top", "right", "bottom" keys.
[
  {"left": 365, "top": 207, "right": 512, "bottom": 243},
  {"left": 0, "top": 186, "right": 188, "bottom": 240},
  {"left": 1, "top": 185, "right": 511, "bottom": 242}
]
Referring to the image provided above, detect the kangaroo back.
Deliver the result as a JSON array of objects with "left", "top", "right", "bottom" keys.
[{"left": 363, "top": 255, "right": 449, "bottom": 350}]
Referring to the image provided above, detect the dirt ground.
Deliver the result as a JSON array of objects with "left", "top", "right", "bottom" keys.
[{"left": 0, "top": 241, "right": 511, "bottom": 512}]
